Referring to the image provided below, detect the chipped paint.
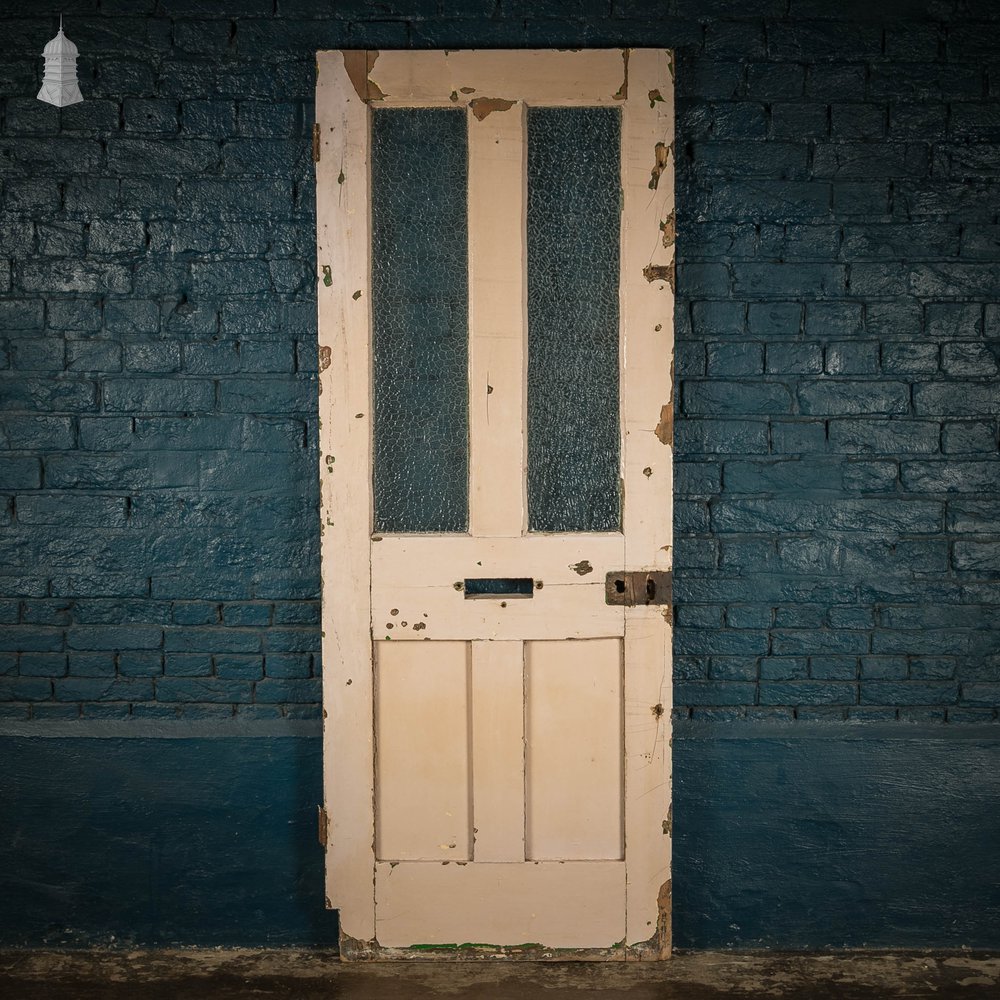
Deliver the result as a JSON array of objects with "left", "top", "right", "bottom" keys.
[
  {"left": 449, "top": 90, "right": 459, "bottom": 102},
  {"left": 459, "top": 86, "right": 476, "bottom": 94},
  {"left": 352, "top": 289, "right": 362, "bottom": 300},
  {"left": 656, "top": 879, "right": 672, "bottom": 957},
  {"left": 648, "top": 88, "right": 664, "bottom": 109},
  {"left": 317, "top": 805, "right": 329, "bottom": 847},
  {"left": 469, "top": 97, "right": 516, "bottom": 121},
  {"left": 342, "top": 50, "right": 385, "bottom": 102},
  {"left": 643, "top": 466, "right": 652, "bottom": 477},
  {"left": 570, "top": 560, "right": 593, "bottom": 576},
  {"left": 312, "top": 122, "right": 322, "bottom": 162},
  {"left": 339, "top": 932, "right": 379, "bottom": 960},
  {"left": 643, "top": 262, "right": 675, "bottom": 293},
  {"left": 654, "top": 403, "right": 673, "bottom": 446},
  {"left": 659, "top": 209, "right": 675, "bottom": 248},
  {"left": 651, "top": 703, "right": 664, "bottom": 719},
  {"left": 341, "top": 51, "right": 368, "bottom": 102},
  {"left": 319, "top": 346, "right": 331, "bottom": 372},
  {"left": 321, "top": 265, "right": 332, "bottom": 287},
  {"left": 648, "top": 141, "right": 671, "bottom": 191},
  {"left": 613, "top": 48, "right": 629, "bottom": 100}
]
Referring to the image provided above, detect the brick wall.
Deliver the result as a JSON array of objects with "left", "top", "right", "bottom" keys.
[{"left": 1, "top": 0, "right": 998, "bottom": 723}]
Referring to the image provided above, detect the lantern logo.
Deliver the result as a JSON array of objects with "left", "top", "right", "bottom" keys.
[{"left": 37, "top": 18, "right": 83, "bottom": 108}]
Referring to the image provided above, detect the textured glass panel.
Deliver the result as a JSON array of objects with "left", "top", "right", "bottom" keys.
[
  {"left": 371, "top": 108, "right": 469, "bottom": 533},
  {"left": 526, "top": 107, "right": 621, "bottom": 533}
]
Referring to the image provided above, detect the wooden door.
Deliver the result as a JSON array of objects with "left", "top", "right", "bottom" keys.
[{"left": 316, "top": 49, "right": 675, "bottom": 960}]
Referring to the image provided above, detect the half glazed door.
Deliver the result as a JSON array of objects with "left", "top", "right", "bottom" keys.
[{"left": 316, "top": 49, "right": 675, "bottom": 960}]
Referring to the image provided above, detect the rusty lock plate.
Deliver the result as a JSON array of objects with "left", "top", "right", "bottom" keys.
[{"left": 605, "top": 570, "right": 672, "bottom": 607}]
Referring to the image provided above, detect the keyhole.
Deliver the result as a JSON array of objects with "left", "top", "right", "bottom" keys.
[
  {"left": 645, "top": 576, "right": 656, "bottom": 603},
  {"left": 615, "top": 578, "right": 626, "bottom": 595}
]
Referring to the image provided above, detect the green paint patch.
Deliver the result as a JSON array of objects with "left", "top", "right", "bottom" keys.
[{"left": 407, "top": 942, "right": 545, "bottom": 952}]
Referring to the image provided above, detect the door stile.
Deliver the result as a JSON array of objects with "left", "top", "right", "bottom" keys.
[
  {"left": 468, "top": 101, "right": 528, "bottom": 539},
  {"left": 316, "top": 52, "right": 376, "bottom": 945},
  {"left": 620, "top": 49, "right": 675, "bottom": 958}
]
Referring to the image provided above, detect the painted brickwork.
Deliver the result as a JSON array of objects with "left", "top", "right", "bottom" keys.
[{"left": 0, "top": 0, "right": 998, "bottom": 722}]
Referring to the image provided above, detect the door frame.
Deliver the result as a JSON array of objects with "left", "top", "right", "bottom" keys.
[{"left": 315, "top": 48, "right": 676, "bottom": 960}]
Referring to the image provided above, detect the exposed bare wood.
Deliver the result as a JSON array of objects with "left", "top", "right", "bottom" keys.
[
  {"left": 315, "top": 50, "right": 375, "bottom": 943},
  {"left": 375, "top": 861, "right": 626, "bottom": 949},
  {"left": 470, "top": 641, "right": 525, "bottom": 862},
  {"left": 468, "top": 102, "right": 527, "bottom": 537},
  {"left": 525, "top": 639, "right": 624, "bottom": 862}
]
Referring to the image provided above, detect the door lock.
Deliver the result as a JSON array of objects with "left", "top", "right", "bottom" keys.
[{"left": 605, "top": 570, "right": 672, "bottom": 607}]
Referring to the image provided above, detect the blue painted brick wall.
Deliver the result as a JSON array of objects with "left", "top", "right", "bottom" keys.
[{"left": 1, "top": 0, "right": 998, "bottom": 723}]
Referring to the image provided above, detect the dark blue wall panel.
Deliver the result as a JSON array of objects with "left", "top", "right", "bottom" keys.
[
  {"left": 673, "top": 728, "right": 1000, "bottom": 949},
  {"left": 2, "top": 729, "right": 998, "bottom": 949},
  {"left": 0, "top": 734, "right": 337, "bottom": 947}
]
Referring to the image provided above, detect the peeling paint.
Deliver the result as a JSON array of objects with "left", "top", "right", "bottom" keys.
[
  {"left": 643, "top": 261, "right": 675, "bottom": 293},
  {"left": 342, "top": 51, "right": 368, "bottom": 102},
  {"left": 318, "top": 346, "right": 331, "bottom": 372},
  {"left": 654, "top": 403, "right": 673, "bottom": 446},
  {"left": 656, "top": 879, "right": 672, "bottom": 958},
  {"left": 659, "top": 210, "right": 676, "bottom": 248},
  {"left": 570, "top": 560, "right": 593, "bottom": 576},
  {"left": 469, "top": 97, "right": 516, "bottom": 121},
  {"left": 339, "top": 932, "right": 378, "bottom": 960},
  {"left": 321, "top": 265, "right": 332, "bottom": 287},
  {"left": 648, "top": 141, "right": 671, "bottom": 191},
  {"left": 613, "top": 48, "right": 629, "bottom": 100},
  {"left": 342, "top": 50, "right": 385, "bottom": 102}
]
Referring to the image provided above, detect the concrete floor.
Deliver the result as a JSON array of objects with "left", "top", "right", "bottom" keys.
[{"left": 2, "top": 950, "right": 999, "bottom": 1000}]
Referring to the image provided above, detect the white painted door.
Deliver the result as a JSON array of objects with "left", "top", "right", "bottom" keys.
[{"left": 316, "top": 49, "right": 675, "bottom": 960}]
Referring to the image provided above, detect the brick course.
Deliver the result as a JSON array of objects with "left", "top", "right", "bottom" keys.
[{"left": 1, "top": 1, "right": 998, "bottom": 722}]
